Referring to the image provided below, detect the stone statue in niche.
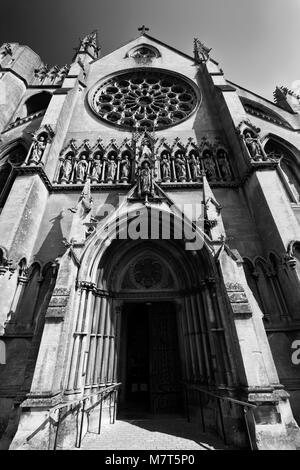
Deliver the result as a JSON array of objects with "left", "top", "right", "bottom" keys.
[
  {"left": 175, "top": 153, "right": 187, "bottom": 181},
  {"left": 160, "top": 153, "right": 171, "bottom": 181},
  {"left": 188, "top": 153, "right": 201, "bottom": 181},
  {"left": 61, "top": 155, "right": 73, "bottom": 183},
  {"left": 137, "top": 161, "right": 154, "bottom": 198},
  {"left": 106, "top": 156, "right": 117, "bottom": 182},
  {"left": 120, "top": 155, "right": 131, "bottom": 182},
  {"left": 244, "top": 132, "right": 266, "bottom": 161},
  {"left": 217, "top": 150, "right": 231, "bottom": 180},
  {"left": 91, "top": 154, "right": 103, "bottom": 182},
  {"left": 76, "top": 155, "right": 88, "bottom": 182},
  {"left": 140, "top": 140, "right": 153, "bottom": 160},
  {"left": 29, "top": 135, "right": 47, "bottom": 165},
  {"left": 203, "top": 151, "right": 217, "bottom": 180}
]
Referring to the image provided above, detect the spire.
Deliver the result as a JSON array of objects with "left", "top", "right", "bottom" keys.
[
  {"left": 73, "top": 30, "right": 100, "bottom": 62},
  {"left": 202, "top": 172, "right": 225, "bottom": 242}
]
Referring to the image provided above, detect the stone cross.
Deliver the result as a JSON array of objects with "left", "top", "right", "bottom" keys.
[{"left": 138, "top": 25, "right": 149, "bottom": 34}]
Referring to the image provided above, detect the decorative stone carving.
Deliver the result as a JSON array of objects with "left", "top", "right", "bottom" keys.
[
  {"left": 120, "top": 154, "right": 131, "bottom": 182},
  {"left": 203, "top": 151, "right": 217, "bottom": 180},
  {"left": 27, "top": 125, "right": 54, "bottom": 165},
  {"left": 55, "top": 137, "right": 233, "bottom": 186},
  {"left": 175, "top": 153, "right": 187, "bottom": 181},
  {"left": 0, "top": 43, "right": 12, "bottom": 58},
  {"left": 106, "top": 156, "right": 117, "bottom": 182},
  {"left": 217, "top": 149, "right": 232, "bottom": 180},
  {"left": 161, "top": 153, "right": 171, "bottom": 181},
  {"left": 188, "top": 152, "right": 201, "bottom": 181},
  {"left": 193, "top": 38, "right": 211, "bottom": 63},
  {"left": 137, "top": 161, "right": 154, "bottom": 198},
  {"left": 284, "top": 241, "right": 299, "bottom": 270},
  {"left": 0, "top": 257, "right": 16, "bottom": 277},
  {"left": 28, "top": 136, "right": 46, "bottom": 165},
  {"left": 34, "top": 64, "right": 49, "bottom": 81},
  {"left": 133, "top": 258, "right": 162, "bottom": 288},
  {"left": 76, "top": 155, "right": 88, "bottom": 183},
  {"left": 34, "top": 64, "right": 70, "bottom": 85},
  {"left": 128, "top": 45, "right": 159, "bottom": 64},
  {"left": 80, "top": 31, "right": 100, "bottom": 58},
  {"left": 60, "top": 155, "right": 73, "bottom": 183},
  {"left": 91, "top": 154, "right": 103, "bottom": 182},
  {"left": 244, "top": 131, "right": 267, "bottom": 162}
]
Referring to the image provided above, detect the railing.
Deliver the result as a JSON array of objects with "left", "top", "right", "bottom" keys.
[
  {"left": 53, "top": 382, "right": 122, "bottom": 450},
  {"left": 183, "top": 383, "right": 257, "bottom": 450}
]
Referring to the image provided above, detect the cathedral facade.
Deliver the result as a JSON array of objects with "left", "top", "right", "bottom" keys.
[{"left": 0, "top": 30, "right": 300, "bottom": 450}]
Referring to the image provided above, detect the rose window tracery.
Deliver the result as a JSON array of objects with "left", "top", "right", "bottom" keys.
[
  {"left": 133, "top": 258, "right": 163, "bottom": 288},
  {"left": 90, "top": 70, "right": 198, "bottom": 130}
]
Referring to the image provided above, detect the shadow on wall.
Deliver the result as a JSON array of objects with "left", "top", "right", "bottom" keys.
[{"left": 0, "top": 256, "right": 58, "bottom": 449}]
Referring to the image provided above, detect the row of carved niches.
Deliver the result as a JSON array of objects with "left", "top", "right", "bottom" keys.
[
  {"left": 157, "top": 147, "right": 232, "bottom": 182},
  {"left": 89, "top": 70, "right": 198, "bottom": 130},
  {"left": 55, "top": 138, "right": 233, "bottom": 185}
]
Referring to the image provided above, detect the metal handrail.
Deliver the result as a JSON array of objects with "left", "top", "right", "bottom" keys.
[
  {"left": 53, "top": 382, "right": 122, "bottom": 450},
  {"left": 183, "top": 382, "right": 256, "bottom": 450}
]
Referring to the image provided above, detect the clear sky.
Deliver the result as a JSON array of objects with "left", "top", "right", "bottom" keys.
[{"left": 1, "top": 0, "right": 299, "bottom": 100}]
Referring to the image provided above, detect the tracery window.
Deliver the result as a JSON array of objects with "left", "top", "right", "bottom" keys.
[{"left": 89, "top": 70, "right": 198, "bottom": 130}]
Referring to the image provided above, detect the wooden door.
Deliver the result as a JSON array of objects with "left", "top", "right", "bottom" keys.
[{"left": 149, "top": 302, "right": 182, "bottom": 413}]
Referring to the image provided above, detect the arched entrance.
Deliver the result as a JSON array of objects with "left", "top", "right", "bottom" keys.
[{"left": 66, "top": 236, "right": 237, "bottom": 420}]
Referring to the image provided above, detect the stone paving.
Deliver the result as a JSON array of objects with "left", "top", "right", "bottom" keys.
[{"left": 79, "top": 416, "right": 232, "bottom": 450}]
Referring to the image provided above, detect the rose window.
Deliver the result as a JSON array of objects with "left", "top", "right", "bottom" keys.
[{"left": 89, "top": 70, "right": 198, "bottom": 130}]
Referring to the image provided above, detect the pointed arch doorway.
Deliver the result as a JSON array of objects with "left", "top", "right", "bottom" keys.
[{"left": 77, "top": 237, "right": 236, "bottom": 419}]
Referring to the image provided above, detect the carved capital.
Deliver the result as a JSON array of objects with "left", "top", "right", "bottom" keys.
[{"left": 78, "top": 281, "right": 96, "bottom": 292}]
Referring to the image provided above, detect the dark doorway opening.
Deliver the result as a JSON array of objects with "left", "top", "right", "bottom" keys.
[{"left": 120, "top": 301, "right": 182, "bottom": 416}]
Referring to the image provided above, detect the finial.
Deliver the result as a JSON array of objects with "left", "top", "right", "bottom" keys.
[
  {"left": 193, "top": 38, "right": 211, "bottom": 63},
  {"left": 138, "top": 25, "right": 149, "bottom": 35}
]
